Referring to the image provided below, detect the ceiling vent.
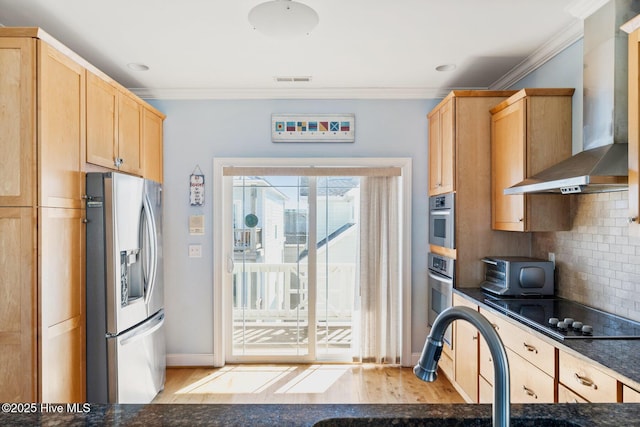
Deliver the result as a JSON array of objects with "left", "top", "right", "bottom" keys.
[{"left": 274, "top": 76, "right": 312, "bottom": 83}]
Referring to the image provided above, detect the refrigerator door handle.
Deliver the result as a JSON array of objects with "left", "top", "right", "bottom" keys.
[
  {"left": 142, "top": 193, "right": 158, "bottom": 305},
  {"left": 120, "top": 312, "right": 165, "bottom": 346}
]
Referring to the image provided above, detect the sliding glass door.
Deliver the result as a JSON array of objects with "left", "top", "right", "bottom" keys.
[{"left": 228, "top": 175, "right": 358, "bottom": 362}]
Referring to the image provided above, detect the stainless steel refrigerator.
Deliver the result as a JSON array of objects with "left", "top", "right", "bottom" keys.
[{"left": 86, "top": 172, "right": 166, "bottom": 403}]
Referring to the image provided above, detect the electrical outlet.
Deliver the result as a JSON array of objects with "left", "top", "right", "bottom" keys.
[
  {"left": 189, "top": 244, "right": 202, "bottom": 258},
  {"left": 548, "top": 252, "right": 555, "bottom": 267}
]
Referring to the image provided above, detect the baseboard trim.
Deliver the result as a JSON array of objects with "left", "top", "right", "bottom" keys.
[{"left": 167, "top": 353, "right": 216, "bottom": 367}]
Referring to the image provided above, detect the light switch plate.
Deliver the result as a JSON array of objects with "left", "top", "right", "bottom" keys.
[{"left": 189, "top": 244, "right": 202, "bottom": 258}]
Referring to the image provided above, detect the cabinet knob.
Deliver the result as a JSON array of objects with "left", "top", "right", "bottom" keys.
[
  {"left": 628, "top": 217, "right": 638, "bottom": 224},
  {"left": 114, "top": 157, "right": 124, "bottom": 167},
  {"left": 518, "top": 218, "right": 524, "bottom": 222}
]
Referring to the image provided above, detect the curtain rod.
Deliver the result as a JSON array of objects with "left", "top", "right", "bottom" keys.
[{"left": 222, "top": 166, "right": 402, "bottom": 177}]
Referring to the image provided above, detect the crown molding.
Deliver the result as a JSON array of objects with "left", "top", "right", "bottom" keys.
[
  {"left": 130, "top": 86, "right": 455, "bottom": 100},
  {"left": 489, "top": 19, "right": 583, "bottom": 90}
]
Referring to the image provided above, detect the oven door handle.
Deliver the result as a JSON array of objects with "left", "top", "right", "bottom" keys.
[
  {"left": 428, "top": 270, "right": 453, "bottom": 285},
  {"left": 430, "top": 210, "right": 451, "bottom": 216}
]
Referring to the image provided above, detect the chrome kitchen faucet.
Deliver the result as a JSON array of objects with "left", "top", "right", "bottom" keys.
[{"left": 414, "top": 306, "right": 511, "bottom": 427}]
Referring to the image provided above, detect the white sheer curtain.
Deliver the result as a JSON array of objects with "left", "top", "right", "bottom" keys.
[{"left": 357, "top": 175, "right": 401, "bottom": 364}]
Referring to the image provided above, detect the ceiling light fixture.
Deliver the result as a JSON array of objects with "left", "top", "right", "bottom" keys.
[
  {"left": 248, "top": 0, "right": 319, "bottom": 37},
  {"left": 127, "top": 63, "right": 150, "bottom": 71},
  {"left": 435, "top": 64, "right": 456, "bottom": 72}
]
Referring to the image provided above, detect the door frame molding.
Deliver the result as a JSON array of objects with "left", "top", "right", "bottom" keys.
[{"left": 212, "top": 157, "right": 412, "bottom": 367}]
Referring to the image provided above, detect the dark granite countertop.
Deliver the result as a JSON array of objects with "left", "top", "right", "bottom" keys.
[
  {"left": 1, "top": 403, "right": 640, "bottom": 426},
  {"left": 454, "top": 288, "right": 640, "bottom": 389}
]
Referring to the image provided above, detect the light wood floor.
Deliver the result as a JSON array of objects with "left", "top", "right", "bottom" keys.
[{"left": 153, "top": 364, "right": 464, "bottom": 404}]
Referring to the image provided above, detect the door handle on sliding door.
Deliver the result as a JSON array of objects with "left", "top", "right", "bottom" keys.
[{"left": 226, "top": 255, "right": 235, "bottom": 274}]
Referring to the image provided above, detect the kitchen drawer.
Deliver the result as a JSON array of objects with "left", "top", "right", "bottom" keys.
[
  {"left": 623, "top": 384, "right": 640, "bottom": 403},
  {"left": 479, "top": 337, "right": 554, "bottom": 403},
  {"left": 480, "top": 308, "right": 556, "bottom": 377},
  {"left": 508, "top": 347, "right": 555, "bottom": 403},
  {"left": 479, "top": 374, "right": 493, "bottom": 404},
  {"left": 558, "top": 383, "right": 588, "bottom": 403},
  {"left": 559, "top": 350, "right": 618, "bottom": 402}
]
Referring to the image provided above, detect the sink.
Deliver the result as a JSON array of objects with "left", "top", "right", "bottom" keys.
[{"left": 313, "top": 418, "right": 583, "bottom": 427}]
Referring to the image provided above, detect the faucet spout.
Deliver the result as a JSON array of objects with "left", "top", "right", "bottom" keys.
[{"left": 414, "top": 306, "right": 510, "bottom": 427}]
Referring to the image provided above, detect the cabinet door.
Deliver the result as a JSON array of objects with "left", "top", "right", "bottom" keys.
[
  {"left": 38, "top": 41, "right": 85, "bottom": 209},
  {"left": 428, "top": 98, "right": 455, "bottom": 196},
  {"left": 453, "top": 294, "right": 478, "bottom": 402},
  {"left": 439, "top": 98, "right": 455, "bottom": 193},
  {"left": 86, "top": 71, "right": 118, "bottom": 170},
  {"left": 0, "top": 208, "right": 37, "bottom": 402},
  {"left": 39, "top": 207, "right": 85, "bottom": 402},
  {"left": 117, "top": 91, "right": 143, "bottom": 176},
  {"left": 142, "top": 106, "right": 164, "bottom": 183},
  {"left": 491, "top": 99, "right": 525, "bottom": 231},
  {"left": 0, "top": 38, "right": 36, "bottom": 207},
  {"left": 454, "top": 319, "right": 479, "bottom": 403},
  {"left": 428, "top": 108, "right": 443, "bottom": 195}
]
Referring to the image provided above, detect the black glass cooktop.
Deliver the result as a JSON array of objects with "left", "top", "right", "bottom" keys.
[{"left": 483, "top": 295, "right": 640, "bottom": 340}]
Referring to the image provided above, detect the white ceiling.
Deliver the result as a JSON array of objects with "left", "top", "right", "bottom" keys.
[{"left": 0, "top": 0, "right": 608, "bottom": 100}]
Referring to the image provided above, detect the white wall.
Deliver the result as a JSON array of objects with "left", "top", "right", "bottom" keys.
[{"left": 146, "top": 98, "right": 438, "bottom": 361}]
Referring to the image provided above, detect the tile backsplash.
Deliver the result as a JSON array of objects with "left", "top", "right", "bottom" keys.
[{"left": 532, "top": 191, "right": 640, "bottom": 322}]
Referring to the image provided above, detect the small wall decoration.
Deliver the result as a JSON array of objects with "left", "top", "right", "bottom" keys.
[
  {"left": 189, "top": 165, "right": 205, "bottom": 206},
  {"left": 272, "top": 113, "right": 355, "bottom": 142}
]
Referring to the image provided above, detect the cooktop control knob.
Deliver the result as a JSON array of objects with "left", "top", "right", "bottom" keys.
[
  {"left": 581, "top": 325, "right": 593, "bottom": 336},
  {"left": 564, "top": 318, "right": 575, "bottom": 326},
  {"left": 572, "top": 321, "right": 583, "bottom": 330},
  {"left": 557, "top": 321, "right": 568, "bottom": 331},
  {"left": 548, "top": 317, "right": 559, "bottom": 327}
]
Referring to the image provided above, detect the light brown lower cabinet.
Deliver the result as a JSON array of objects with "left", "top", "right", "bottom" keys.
[
  {"left": 479, "top": 338, "right": 555, "bottom": 403},
  {"left": 453, "top": 294, "right": 479, "bottom": 403},
  {"left": 479, "top": 375, "right": 493, "bottom": 404},
  {"left": 39, "top": 207, "right": 85, "bottom": 402},
  {"left": 0, "top": 207, "right": 37, "bottom": 402},
  {"left": 558, "top": 350, "right": 618, "bottom": 403},
  {"left": 558, "top": 383, "right": 589, "bottom": 403},
  {"left": 623, "top": 384, "right": 640, "bottom": 402}
]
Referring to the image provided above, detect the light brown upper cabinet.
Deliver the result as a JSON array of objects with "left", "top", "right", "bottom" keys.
[
  {"left": 428, "top": 96, "right": 454, "bottom": 195},
  {"left": 626, "top": 20, "right": 640, "bottom": 236},
  {"left": 490, "top": 88, "right": 574, "bottom": 232},
  {"left": 0, "top": 37, "right": 36, "bottom": 207},
  {"left": 142, "top": 106, "right": 165, "bottom": 183},
  {"left": 39, "top": 42, "right": 86, "bottom": 209},
  {"left": 0, "top": 29, "right": 87, "bottom": 403},
  {"left": 427, "top": 91, "right": 531, "bottom": 283},
  {"left": 86, "top": 72, "right": 143, "bottom": 176}
]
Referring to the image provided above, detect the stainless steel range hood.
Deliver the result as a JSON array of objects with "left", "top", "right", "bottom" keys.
[{"left": 505, "top": 0, "right": 640, "bottom": 195}]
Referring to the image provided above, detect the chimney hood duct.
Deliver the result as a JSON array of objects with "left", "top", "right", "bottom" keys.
[{"left": 505, "top": 0, "right": 640, "bottom": 195}]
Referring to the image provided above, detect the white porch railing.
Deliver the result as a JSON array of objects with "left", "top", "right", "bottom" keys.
[{"left": 232, "top": 262, "right": 356, "bottom": 322}]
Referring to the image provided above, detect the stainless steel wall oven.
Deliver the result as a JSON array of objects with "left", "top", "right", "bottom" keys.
[
  {"left": 428, "top": 192, "right": 455, "bottom": 249},
  {"left": 427, "top": 252, "right": 454, "bottom": 346}
]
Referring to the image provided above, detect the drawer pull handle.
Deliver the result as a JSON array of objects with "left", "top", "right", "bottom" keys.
[
  {"left": 523, "top": 343, "right": 538, "bottom": 354},
  {"left": 522, "top": 385, "right": 538, "bottom": 399},
  {"left": 491, "top": 323, "right": 499, "bottom": 331},
  {"left": 574, "top": 373, "right": 598, "bottom": 390}
]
